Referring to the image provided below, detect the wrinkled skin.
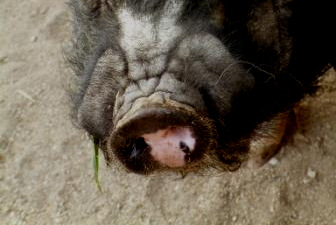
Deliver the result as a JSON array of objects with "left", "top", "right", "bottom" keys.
[{"left": 68, "top": 0, "right": 335, "bottom": 175}]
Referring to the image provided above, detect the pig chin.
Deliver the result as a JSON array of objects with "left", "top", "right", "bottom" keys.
[{"left": 108, "top": 78, "right": 217, "bottom": 174}]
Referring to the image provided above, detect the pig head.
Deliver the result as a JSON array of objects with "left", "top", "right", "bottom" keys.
[{"left": 68, "top": 0, "right": 335, "bottom": 174}]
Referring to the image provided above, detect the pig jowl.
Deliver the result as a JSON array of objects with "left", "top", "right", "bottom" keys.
[{"left": 68, "top": 0, "right": 335, "bottom": 174}]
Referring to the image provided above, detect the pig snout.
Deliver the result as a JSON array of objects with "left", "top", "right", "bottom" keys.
[
  {"left": 142, "top": 126, "right": 196, "bottom": 168},
  {"left": 105, "top": 72, "right": 217, "bottom": 174},
  {"left": 109, "top": 98, "right": 216, "bottom": 174}
]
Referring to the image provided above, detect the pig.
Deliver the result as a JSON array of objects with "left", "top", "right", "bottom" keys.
[{"left": 67, "top": 0, "right": 335, "bottom": 174}]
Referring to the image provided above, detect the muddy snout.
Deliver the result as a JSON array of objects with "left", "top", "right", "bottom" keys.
[{"left": 110, "top": 99, "right": 215, "bottom": 174}]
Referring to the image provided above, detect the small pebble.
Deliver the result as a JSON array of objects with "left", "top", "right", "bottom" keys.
[
  {"left": 303, "top": 178, "right": 310, "bottom": 184},
  {"left": 307, "top": 168, "right": 316, "bottom": 178},
  {"left": 232, "top": 216, "right": 237, "bottom": 222},
  {"left": 31, "top": 36, "right": 38, "bottom": 42},
  {"left": 326, "top": 123, "right": 332, "bottom": 130},
  {"left": 268, "top": 157, "right": 279, "bottom": 166}
]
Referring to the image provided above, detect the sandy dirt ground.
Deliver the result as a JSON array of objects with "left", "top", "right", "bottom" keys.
[{"left": 1, "top": 1, "right": 336, "bottom": 224}]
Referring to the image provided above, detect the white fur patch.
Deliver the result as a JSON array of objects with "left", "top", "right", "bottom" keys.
[{"left": 116, "top": 2, "right": 183, "bottom": 80}]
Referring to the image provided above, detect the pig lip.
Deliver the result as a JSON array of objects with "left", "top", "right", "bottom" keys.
[{"left": 109, "top": 105, "right": 217, "bottom": 174}]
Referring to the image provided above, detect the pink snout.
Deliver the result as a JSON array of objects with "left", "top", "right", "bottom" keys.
[
  {"left": 110, "top": 106, "right": 214, "bottom": 174},
  {"left": 142, "top": 127, "right": 196, "bottom": 167}
]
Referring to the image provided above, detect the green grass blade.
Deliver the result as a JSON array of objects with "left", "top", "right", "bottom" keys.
[{"left": 92, "top": 137, "right": 102, "bottom": 192}]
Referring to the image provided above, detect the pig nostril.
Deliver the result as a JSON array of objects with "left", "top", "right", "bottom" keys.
[
  {"left": 179, "top": 141, "right": 190, "bottom": 154},
  {"left": 130, "top": 137, "right": 149, "bottom": 159}
]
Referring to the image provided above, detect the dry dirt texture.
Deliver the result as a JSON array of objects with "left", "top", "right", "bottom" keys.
[{"left": 1, "top": 1, "right": 336, "bottom": 225}]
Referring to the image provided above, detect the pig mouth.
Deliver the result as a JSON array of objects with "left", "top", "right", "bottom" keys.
[{"left": 109, "top": 103, "right": 217, "bottom": 174}]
